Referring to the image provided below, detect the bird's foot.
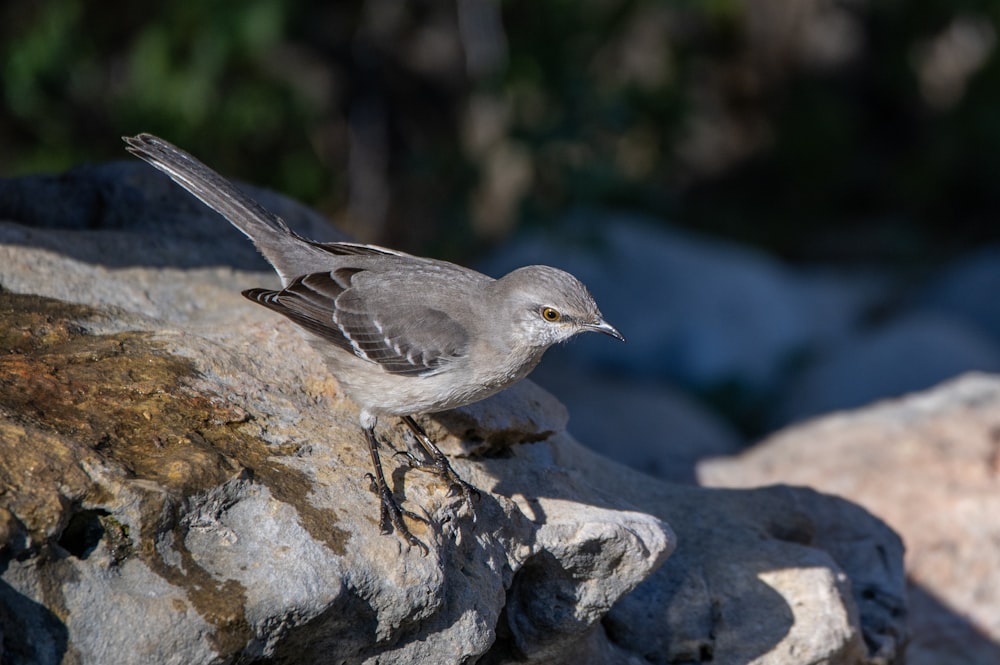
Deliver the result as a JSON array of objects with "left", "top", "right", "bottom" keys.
[
  {"left": 394, "top": 451, "right": 480, "bottom": 519},
  {"left": 365, "top": 473, "right": 429, "bottom": 555}
]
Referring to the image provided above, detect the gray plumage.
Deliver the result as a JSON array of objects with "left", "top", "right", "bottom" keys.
[{"left": 123, "top": 133, "right": 623, "bottom": 550}]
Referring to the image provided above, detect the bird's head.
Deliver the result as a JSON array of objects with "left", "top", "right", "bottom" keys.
[{"left": 498, "top": 265, "right": 624, "bottom": 348}]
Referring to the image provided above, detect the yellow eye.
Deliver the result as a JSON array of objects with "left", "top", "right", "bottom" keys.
[{"left": 541, "top": 307, "right": 561, "bottom": 322}]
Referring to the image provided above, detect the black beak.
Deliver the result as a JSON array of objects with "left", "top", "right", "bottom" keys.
[{"left": 585, "top": 318, "right": 625, "bottom": 342}]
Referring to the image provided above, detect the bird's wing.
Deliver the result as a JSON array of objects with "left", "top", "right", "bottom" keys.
[{"left": 243, "top": 268, "right": 470, "bottom": 376}]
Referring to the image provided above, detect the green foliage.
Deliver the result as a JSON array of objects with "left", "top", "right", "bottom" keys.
[
  {"left": 1, "top": 0, "right": 327, "bottom": 204},
  {"left": 2, "top": 0, "right": 1000, "bottom": 263}
]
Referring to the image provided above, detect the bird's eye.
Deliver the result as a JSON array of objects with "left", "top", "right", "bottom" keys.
[{"left": 541, "top": 307, "right": 561, "bottom": 322}]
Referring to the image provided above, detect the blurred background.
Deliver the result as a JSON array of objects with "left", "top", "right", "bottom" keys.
[
  {"left": 5, "top": 0, "right": 1000, "bottom": 259},
  {"left": 4, "top": 0, "right": 1000, "bottom": 478}
]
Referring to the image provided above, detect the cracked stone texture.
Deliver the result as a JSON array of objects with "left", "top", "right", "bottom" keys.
[
  {"left": 701, "top": 373, "right": 1000, "bottom": 665},
  {"left": 0, "top": 162, "right": 906, "bottom": 664}
]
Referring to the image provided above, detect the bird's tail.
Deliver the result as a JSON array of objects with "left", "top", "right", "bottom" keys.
[{"left": 123, "top": 133, "right": 320, "bottom": 284}]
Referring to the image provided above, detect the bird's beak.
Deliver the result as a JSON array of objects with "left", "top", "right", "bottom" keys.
[{"left": 585, "top": 318, "right": 625, "bottom": 342}]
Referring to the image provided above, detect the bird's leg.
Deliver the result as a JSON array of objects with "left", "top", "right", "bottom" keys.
[
  {"left": 400, "top": 416, "right": 479, "bottom": 514},
  {"left": 364, "top": 426, "right": 428, "bottom": 554}
]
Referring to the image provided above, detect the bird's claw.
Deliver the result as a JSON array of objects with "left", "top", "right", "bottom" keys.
[
  {"left": 367, "top": 474, "right": 430, "bottom": 554},
  {"left": 373, "top": 481, "right": 429, "bottom": 555},
  {"left": 392, "top": 449, "right": 421, "bottom": 466}
]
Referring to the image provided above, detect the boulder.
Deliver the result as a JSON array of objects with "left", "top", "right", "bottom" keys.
[
  {"left": 702, "top": 373, "right": 1000, "bottom": 665},
  {"left": 772, "top": 312, "right": 1000, "bottom": 426},
  {"left": 919, "top": 244, "right": 1000, "bottom": 344},
  {"left": 527, "top": 360, "right": 744, "bottom": 484}
]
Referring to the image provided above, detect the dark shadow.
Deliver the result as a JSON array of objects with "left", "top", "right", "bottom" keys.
[
  {"left": 906, "top": 581, "right": 1000, "bottom": 664},
  {"left": 56, "top": 509, "right": 109, "bottom": 560},
  {"left": 490, "top": 466, "right": 797, "bottom": 663},
  {"left": 260, "top": 584, "right": 380, "bottom": 665},
  {"left": 0, "top": 561, "right": 69, "bottom": 665}
]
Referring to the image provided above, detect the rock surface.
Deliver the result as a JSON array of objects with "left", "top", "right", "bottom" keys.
[
  {"left": 772, "top": 312, "right": 1000, "bottom": 425},
  {"left": 701, "top": 373, "right": 1000, "bottom": 665},
  {"left": 920, "top": 244, "right": 1000, "bottom": 343},
  {"left": 0, "top": 162, "right": 906, "bottom": 664},
  {"left": 527, "top": 361, "right": 744, "bottom": 484}
]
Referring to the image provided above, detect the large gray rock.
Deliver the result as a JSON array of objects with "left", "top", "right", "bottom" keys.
[
  {"left": 702, "top": 373, "right": 1000, "bottom": 665},
  {"left": 920, "top": 244, "right": 1000, "bottom": 344},
  {"left": 0, "top": 160, "right": 343, "bottom": 270},
  {"left": 772, "top": 312, "right": 1000, "bottom": 426},
  {"left": 528, "top": 360, "right": 743, "bottom": 483},
  {"left": 0, "top": 163, "right": 906, "bottom": 664},
  {"left": 0, "top": 286, "right": 670, "bottom": 665}
]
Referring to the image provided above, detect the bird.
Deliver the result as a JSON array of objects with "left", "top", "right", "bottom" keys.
[{"left": 123, "top": 133, "right": 623, "bottom": 551}]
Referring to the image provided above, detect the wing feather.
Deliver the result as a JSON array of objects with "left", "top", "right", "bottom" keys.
[{"left": 243, "top": 268, "right": 469, "bottom": 376}]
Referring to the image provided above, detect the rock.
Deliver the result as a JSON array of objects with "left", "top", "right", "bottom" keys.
[
  {"left": 700, "top": 372, "right": 1000, "bottom": 665},
  {"left": 920, "top": 244, "right": 1000, "bottom": 343},
  {"left": 477, "top": 212, "right": 881, "bottom": 395},
  {"left": 0, "top": 163, "right": 906, "bottom": 664},
  {"left": 0, "top": 161, "right": 344, "bottom": 271},
  {"left": 580, "top": 472, "right": 905, "bottom": 665},
  {"left": 0, "top": 288, "right": 672, "bottom": 665},
  {"left": 528, "top": 359, "right": 743, "bottom": 483},
  {"left": 772, "top": 312, "right": 1000, "bottom": 426}
]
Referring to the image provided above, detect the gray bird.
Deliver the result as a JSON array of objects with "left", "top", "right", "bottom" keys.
[{"left": 124, "top": 133, "right": 623, "bottom": 551}]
